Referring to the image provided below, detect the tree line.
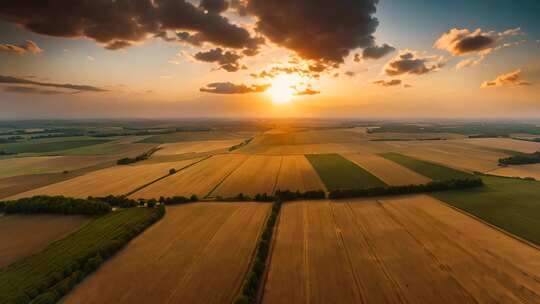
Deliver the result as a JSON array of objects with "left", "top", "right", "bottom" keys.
[
  {"left": 0, "top": 196, "right": 111, "bottom": 215},
  {"left": 499, "top": 151, "right": 540, "bottom": 165},
  {"left": 234, "top": 199, "right": 282, "bottom": 304},
  {"left": 116, "top": 147, "right": 161, "bottom": 165},
  {"left": 328, "top": 178, "right": 484, "bottom": 199}
]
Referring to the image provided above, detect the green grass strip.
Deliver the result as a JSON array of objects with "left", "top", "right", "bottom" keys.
[
  {"left": 306, "top": 154, "right": 386, "bottom": 191},
  {"left": 0, "top": 207, "right": 164, "bottom": 304},
  {"left": 380, "top": 152, "right": 472, "bottom": 181},
  {"left": 432, "top": 174, "right": 540, "bottom": 246}
]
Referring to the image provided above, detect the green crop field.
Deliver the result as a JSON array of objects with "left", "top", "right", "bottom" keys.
[
  {"left": 0, "top": 207, "right": 163, "bottom": 304},
  {"left": 306, "top": 153, "right": 386, "bottom": 191},
  {"left": 380, "top": 152, "right": 472, "bottom": 180},
  {"left": 432, "top": 174, "right": 540, "bottom": 245},
  {"left": 0, "top": 137, "right": 111, "bottom": 154}
]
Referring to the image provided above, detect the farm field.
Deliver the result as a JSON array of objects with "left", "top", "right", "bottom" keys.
[
  {"left": 138, "top": 131, "right": 253, "bottom": 144},
  {"left": 132, "top": 154, "right": 249, "bottom": 199},
  {"left": 274, "top": 155, "right": 326, "bottom": 192},
  {"left": 7, "top": 158, "right": 202, "bottom": 199},
  {"left": 490, "top": 163, "right": 540, "bottom": 180},
  {"left": 306, "top": 153, "right": 386, "bottom": 191},
  {"left": 64, "top": 203, "right": 270, "bottom": 304},
  {"left": 263, "top": 198, "right": 540, "bottom": 304},
  {"left": 0, "top": 155, "right": 113, "bottom": 178},
  {"left": 0, "top": 207, "right": 161, "bottom": 304},
  {"left": 432, "top": 174, "right": 540, "bottom": 245},
  {"left": 212, "top": 155, "right": 282, "bottom": 197},
  {"left": 0, "top": 137, "right": 111, "bottom": 154},
  {"left": 456, "top": 138, "right": 540, "bottom": 154},
  {"left": 154, "top": 139, "right": 242, "bottom": 155},
  {"left": 0, "top": 214, "right": 89, "bottom": 268},
  {"left": 55, "top": 136, "right": 155, "bottom": 156},
  {"left": 343, "top": 153, "right": 431, "bottom": 185},
  {"left": 381, "top": 152, "right": 473, "bottom": 180}
]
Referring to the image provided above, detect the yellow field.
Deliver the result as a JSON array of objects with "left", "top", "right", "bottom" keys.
[
  {"left": 7, "top": 158, "right": 201, "bottom": 199},
  {"left": 489, "top": 164, "right": 540, "bottom": 180},
  {"left": 0, "top": 214, "right": 89, "bottom": 268},
  {"left": 456, "top": 138, "right": 540, "bottom": 154},
  {"left": 155, "top": 139, "right": 242, "bottom": 155},
  {"left": 343, "top": 153, "right": 432, "bottom": 185},
  {"left": 0, "top": 155, "right": 111, "bottom": 178},
  {"left": 212, "top": 155, "right": 282, "bottom": 197},
  {"left": 132, "top": 154, "right": 249, "bottom": 199},
  {"left": 263, "top": 197, "right": 540, "bottom": 303},
  {"left": 274, "top": 155, "right": 326, "bottom": 192},
  {"left": 65, "top": 203, "right": 269, "bottom": 304}
]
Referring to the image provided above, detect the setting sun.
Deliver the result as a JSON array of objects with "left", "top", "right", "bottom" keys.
[{"left": 267, "top": 74, "right": 301, "bottom": 104}]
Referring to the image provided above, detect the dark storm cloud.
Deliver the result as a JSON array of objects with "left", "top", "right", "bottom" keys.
[
  {"left": 3, "top": 86, "right": 69, "bottom": 95},
  {"left": 200, "top": 0, "right": 229, "bottom": 13},
  {"left": 194, "top": 48, "right": 244, "bottom": 72},
  {"left": 361, "top": 43, "right": 395, "bottom": 60},
  {"left": 0, "top": 40, "right": 42, "bottom": 55},
  {"left": 384, "top": 51, "right": 445, "bottom": 76},
  {"left": 373, "top": 79, "right": 401, "bottom": 87},
  {"left": 200, "top": 82, "right": 269, "bottom": 94},
  {"left": 0, "top": 0, "right": 261, "bottom": 52},
  {"left": 0, "top": 75, "right": 107, "bottom": 92},
  {"left": 247, "top": 0, "right": 380, "bottom": 64}
]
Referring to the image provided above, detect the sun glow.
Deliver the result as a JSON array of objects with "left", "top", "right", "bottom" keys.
[{"left": 267, "top": 74, "right": 301, "bottom": 104}]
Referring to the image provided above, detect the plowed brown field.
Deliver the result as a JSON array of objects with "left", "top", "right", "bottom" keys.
[
  {"left": 7, "top": 158, "right": 201, "bottom": 199},
  {"left": 343, "top": 153, "right": 431, "bottom": 185},
  {"left": 132, "top": 154, "right": 249, "bottom": 199},
  {"left": 0, "top": 214, "right": 89, "bottom": 268},
  {"left": 64, "top": 203, "right": 270, "bottom": 304},
  {"left": 263, "top": 196, "right": 540, "bottom": 304},
  {"left": 274, "top": 155, "right": 326, "bottom": 192}
]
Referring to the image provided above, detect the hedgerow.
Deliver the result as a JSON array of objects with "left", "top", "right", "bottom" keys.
[{"left": 0, "top": 196, "right": 111, "bottom": 215}]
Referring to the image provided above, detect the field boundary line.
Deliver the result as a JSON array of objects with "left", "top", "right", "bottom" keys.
[
  {"left": 125, "top": 155, "right": 212, "bottom": 197},
  {"left": 271, "top": 156, "right": 284, "bottom": 194},
  {"left": 433, "top": 197, "right": 540, "bottom": 251},
  {"left": 255, "top": 203, "right": 281, "bottom": 304},
  {"left": 204, "top": 155, "right": 249, "bottom": 198}
]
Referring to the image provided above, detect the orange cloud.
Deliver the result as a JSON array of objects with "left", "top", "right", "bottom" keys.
[{"left": 481, "top": 69, "right": 532, "bottom": 88}]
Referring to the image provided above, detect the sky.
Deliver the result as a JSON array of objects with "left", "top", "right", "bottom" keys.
[{"left": 0, "top": 0, "right": 539, "bottom": 119}]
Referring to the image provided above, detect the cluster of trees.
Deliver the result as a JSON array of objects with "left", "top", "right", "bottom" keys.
[
  {"left": 117, "top": 147, "right": 161, "bottom": 165},
  {"left": 499, "top": 151, "right": 540, "bottom": 165},
  {"left": 0, "top": 206, "right": 165, "bottom": 304},
  {"left": 0, "top": 196, "right": 112, "bottom": 215},
  {"left": 89, "top": 195, "right": 140, "bottom": 208},
  {"left": 274, "top": 190, "right": 326, "bottom": 201},
  {"left": 235, "top": 199, "right": 282, "bottom": 304},
  {"left": 0, "top": 150, "right": 17, "bottom": 155},
  {"left": 229, "top": 138, "right": 253, "bottom": 151},
  {"left": 328, "top": 178, "right": 484, "bottom": 199},
  {"left": 0, "top": 136, "right": 23, "bottom": 143}
]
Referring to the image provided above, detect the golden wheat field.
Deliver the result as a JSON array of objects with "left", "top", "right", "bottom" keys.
[
  {"left": 263, "top": 197, "right": 540, "bottom": 304},
  {"left": 64, "top": 203, "right": 269, "bottom": 304},
  {"left": 132, "top": 154, "right": 249, "bottom": 199},
  {"left": 343, "top": 153, "right": 432, "bottom": 185},
  {"left": 274, "top": 155, "right": 326, "bottom": 192},
  {"left": 154, "top": 139, "right": 242, "bottom": 155},
  {"left": 489, "top": 164, "right": 540, "bottom": 180},
  {"left": 7, "top": 158, "right": 202, "bottom": 199}
]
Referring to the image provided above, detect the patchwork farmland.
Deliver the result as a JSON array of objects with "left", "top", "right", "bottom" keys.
[
  {"left": 64, "top": 203, "right": 269, "bottom": 304},
  {"left": 263, "top": 197, "right": 540, "bottom": 303}
]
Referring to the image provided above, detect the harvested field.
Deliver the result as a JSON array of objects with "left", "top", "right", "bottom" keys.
[
  {"left": 381, "top": 152, "right": 473, "bottom": 180},
  {"left": 0, "top": 214, "right": 89, "bottom": 268},
  {"left": 7, "top": 158, "right": 202, "bottom": 199},
  {"left": 212, "top": 155, "right": 282, "bottom": 197},
  {"left": 457, "top": 138, "right": 540, "bottom": 154},
  {"left": 132, "top": 154, "right": 249, "bottom": 199},
  {"left": 155, "top": 139, "right": 242, "bottom": 155},
  {"left": 65, "top": 203, "right": 270, "bottom": 304},
  {"left": 306, "top": 153, "right": 386, "bottom": 191},
  {"left": 274, "top": 155, "right": 326, "bottom": 192},
  {"left": 490, "top": 164, "right": 540, "bottom": 180},
  {"left": 263, "top": 197, "right": 540, "bottom": 304},
  {"left": 343, "top": 153, "right": 431, "bottom": 185},
  {"left": 0, "top": 155, "right": 112, "bottom": 178}
]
